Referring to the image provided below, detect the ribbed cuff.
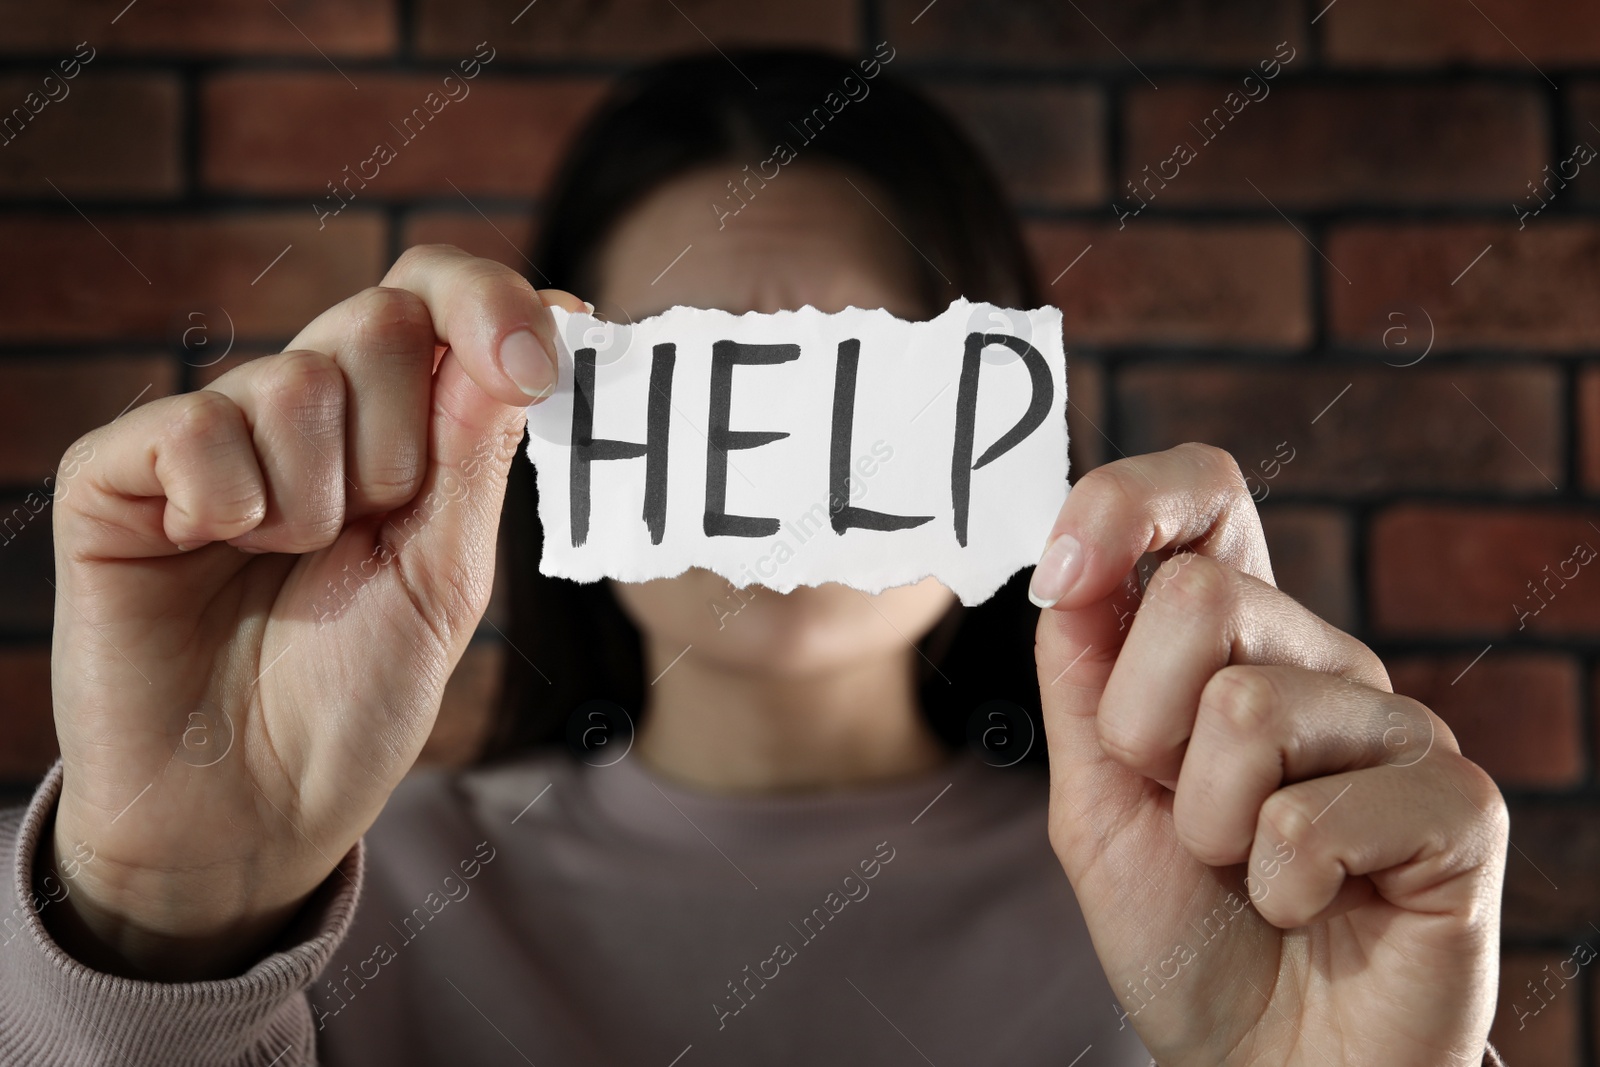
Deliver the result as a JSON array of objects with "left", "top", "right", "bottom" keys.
[{"left": 0, "top": 761, "right": 363, "bottom": 1067}]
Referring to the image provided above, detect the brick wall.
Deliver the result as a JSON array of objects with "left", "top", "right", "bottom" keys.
[{"left": 1, "top": 1, "right": 1597, "bottom": 1060}]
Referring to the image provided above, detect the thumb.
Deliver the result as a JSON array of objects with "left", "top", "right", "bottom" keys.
[
  {"left": 1031, "top": 446, "right": 1273, "bottom": 880},
  {"left": 361, "top": 344, "right": 529, "bottom": 659}
]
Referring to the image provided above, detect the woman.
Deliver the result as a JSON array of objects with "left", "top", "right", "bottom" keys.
[{"left": 0, "top": 51, "right": 1507, "bottom": 1065}]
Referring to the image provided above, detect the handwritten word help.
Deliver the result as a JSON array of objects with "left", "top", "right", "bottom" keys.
[{"left": 523, "top": 300, "right": 1069, "bottom": 606}]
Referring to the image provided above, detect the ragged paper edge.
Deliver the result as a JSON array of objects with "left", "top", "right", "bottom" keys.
[{"left": 525, "top": 298, "right": 1070, "bottom": 607}]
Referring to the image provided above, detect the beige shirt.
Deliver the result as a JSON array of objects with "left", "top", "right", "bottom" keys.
[{"left": 0, "top": 752, "right": 1505, "bottom": 1065}]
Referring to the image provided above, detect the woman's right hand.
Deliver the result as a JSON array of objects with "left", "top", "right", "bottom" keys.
[{"left": 44, "top": 246, "right": 582, "bottom": 980}]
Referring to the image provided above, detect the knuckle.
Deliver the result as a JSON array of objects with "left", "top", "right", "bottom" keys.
[
  {"left": 1200, "top": 666, "right": 1279, "bottom": 740},
  {"left": 259, "top": 351, "right": 346, "bottom": 437},
  {"left": 169, "top": 388, "right": 245, "bottom": 448},
  {"left": 262, "top": 349, "right": 343, "bottom": 408},
  {"left": 348, "top": 286, "right": 433, "bottom": 352},
  {"left": 1148, "top": 552, "right": 1234, "bottom": 618},
  {"left": 393, "top": 243, "right": 462, "bottom": 274},
  {"left": 1257, "top": 788, "right": 1319, "bottom": 852},
  {"left": 1096, "top": 718, "right": 1166, "bottom": 772},
  {"left": 1181, "top": 441, "right": 1246, "bottom": 488}
]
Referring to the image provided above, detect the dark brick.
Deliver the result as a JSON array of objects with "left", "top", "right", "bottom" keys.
[
  {"left": 415, "top": 0, "right": 855, "bottom": 61},
  {"left": 1385, "top": 653, "right": 1583, "bottom": 788},
  {"left": 1492, "top": 951, "right": 1582, "bottom": 1067},
  {"left": 0, "top": 0, "right": 394, "bottom": 56},
  {"left": 1324, "top": 0, "right": 1600, "bottom": 67},
  {"left": 925, "top": 83, "right": 1105, "bottom": 208},
  {"left": 400, "top": 210, "right": 539, "bottom": 276},
  {"left": 0, "top": 355, "right": 174, "bottom": 484},
  {"left": 1257, "top": 505, "right": 1354, "bottom": 632},
  {"left": 0, "top": 72, "right": 181, "bottom": 198},
  {"left": 0, "top": 213, "right": 387, "bottom": 344},
  {"left": 884, "top": 0, "right": 1303, "bottom": 67},
  {"left": 0, "top": 493, "right": 55, "bottom": 635},
  {"left": 0, "top": 646, "right": 54, "bottom": 781},
  {"left": 1580, "top": 364, "right": 1600, "bottom": 493},
  {"left": 1116, "top": 364, "right": 1563, "bottom": 495},
  {"left": 1502, "top": 801, "right": 1600, "bottom": 940},
  {"left": 1122, "top": 83, "right": 1544, "bottom": 208},
  {"left": 1565, "top": 83, "right": 1600, "bottom": 206},
  {"left": 202, "top": 73, "right": 608, "bottom": 200},
  {"left": 1370, "top": 507, "right": 1600, "bottom": 637},
  {"left": 1066, "top": 354, "right": 1107, "bottom": 476},
  {"left": 1329, "top": 224, "right": 1600, "bottom": 353},
  {"left": 1027, "top": 222, "right": 1309, "bottom": 348}
]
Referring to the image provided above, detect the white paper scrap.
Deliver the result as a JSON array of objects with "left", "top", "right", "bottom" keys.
[{"left": 522, "top": 298, "right": 1068, "bottom": 606}]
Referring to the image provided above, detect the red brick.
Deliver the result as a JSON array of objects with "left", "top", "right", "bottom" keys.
[
  {"left": 885, "top": 0, "right": 1303, "bottom": 66},
  {"left": 0, "top": 493, "right": 56, "bottom": 634},
  {"left": 0, "top": 355, "right": 174, "bottom": 483},
  {"left": 1502, "top": 802, "right": 1600, "bottom": 939},
  {"left": 401, "top": 210, "right": 539, "bottom": 276},
  {"left": 0, "top": 0, "right": 393, "bottom": 56},
  {"left": 1122, "top": 83, "right": 1543, "bottom": 208},
  {"left": 0, "top": 213, "right": 387, "bottom": 344},
  {"left": 1324, "top": 0, "right": 1600, "bottom": 67},
  {"left": 1385, "top": 653, "right": 1583, "bottom": 788},
  {"left": 418, "top": 640, "right": 501, "bottom": 769},
  {"left": 0, "top": 646, "right": 54, "bottom": 781},
  {"left": 415, "top": 0, "right": 854, "bottom": 60},
  {"left": 1566, "top": 83, "right": 1600, "bottom": 206},
  {"left": 1492, "top": 951, "right": 1582, "bottom": 1067},
  {"left": 1027, "top": 223, "right": 1309, "bottom": 348},
  {"left": 1117, "top": 364, "right": 1562, "bottom": 495},
  {"left": 201, "top": 73, "right": 607, "bottom": 200},
  {"left": 1066, "top": 354, "right": 1106, "bottom": 477},
  {"left": 1257, "top": 506, "right": 1354, "bottom": 632},
  {"left": 925, "top": 84, "right": 1105, "bottom": 208},
  {"left": 1581, "top": 365, "right": 1600, "bottom": 493},
  {"left": 1370, "top": 507, "right": 1600, "bottom": 637},
  {"left": 1329, "top": 224, "right": 1600, "bottom": 353},
  {"left": 0, "top": 73, "right": 181, "bottom": 198}
]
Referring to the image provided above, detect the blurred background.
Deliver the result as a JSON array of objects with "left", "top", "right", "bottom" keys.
[{"left": 0, "top": 0, "right": 1597, "bottom": 1061}]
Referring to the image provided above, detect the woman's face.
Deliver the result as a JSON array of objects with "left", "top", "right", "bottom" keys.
[{"left": 593, "top": 162, "right": 958, "bottom": 677}]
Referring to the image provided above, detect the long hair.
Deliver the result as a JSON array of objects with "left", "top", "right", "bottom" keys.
[{"left": 483, "top": 49, "right": 1048, "bottom": 769}]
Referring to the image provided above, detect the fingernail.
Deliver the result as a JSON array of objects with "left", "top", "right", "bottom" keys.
[
  {"left": 1028, "top": 533, "right": 1083, "bottom": 609},
  {"left": 499, "top": 328, "right": 557, "bottom": 398},
  {"left": 582, "top": 300, "right": 595, "bottom": 314}
]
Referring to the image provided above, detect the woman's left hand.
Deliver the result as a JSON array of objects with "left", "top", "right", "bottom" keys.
[{"left": 1032, "top": 443, "right": 1507, "bottom": 1066}]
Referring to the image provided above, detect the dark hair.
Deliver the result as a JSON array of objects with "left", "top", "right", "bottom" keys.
[{"left": 485, "top": 48, "right": 1049, "bottom": 768}]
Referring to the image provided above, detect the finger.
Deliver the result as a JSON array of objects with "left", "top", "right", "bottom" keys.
[
  {"left": 1244, "top": 756, "right": 1506, "bottom": 929},
  {"left": 1029, "top": 442, "right": 1272, "bottom": 611},
  {"left": 380, "top": 244, "right": 564, "bottom": 405},
  {"left": 56, "top": 392, "right": 266, "bottom": 560},
  {"left": 1173, "top": 665, "right": 1453, "bottom": 867},
  {"left": 1097, "top": 556, "right": 1392, "bottom": 783},
  {"left": 199, "top": 350, "right": 348, "bottom": 554},
  {"left": 349, "top": 342, "right": 529, "bottom": 655},
  {"left": 1036, "top": 445, "right": 1274, "bottom": 871},
  {"left": 279, "top": 287, "right": 435, "bottom": 518}
]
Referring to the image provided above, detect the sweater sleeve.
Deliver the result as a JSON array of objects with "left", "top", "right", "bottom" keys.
[{"left": 0, "top": 761, "right": 363, "bottom": 1067}]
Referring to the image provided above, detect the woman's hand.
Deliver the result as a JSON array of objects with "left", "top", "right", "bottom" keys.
[
  {"left": 47, "top": 246, "right": 583, "bottom": 980},
  {"left": 1032, "top": 443, "right": 1507, "bottom": 1066}
]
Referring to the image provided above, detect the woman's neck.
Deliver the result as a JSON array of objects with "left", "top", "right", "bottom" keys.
[{"left": 633, "top": 636, "right": 952, "bottom": 794}]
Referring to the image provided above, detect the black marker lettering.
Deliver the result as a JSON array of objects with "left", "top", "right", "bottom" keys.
[
  {"left": 829, "top": 339, "right": 931, "bottom": 534},
  {"left": 569, "top": 343, "right": 676, "bottom": 546},
  {"left": 951, "top": 332, "right": 1053, "bottom": 547},
  {"left": 705, "top": 340, "right": 798, "bottom": 538}
]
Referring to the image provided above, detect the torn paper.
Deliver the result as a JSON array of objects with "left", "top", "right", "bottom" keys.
[{"left": 522, "top": 298, "right": 1068, "bottom": 606}]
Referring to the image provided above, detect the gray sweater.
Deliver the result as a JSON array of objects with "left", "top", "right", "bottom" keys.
[{"left": 0, "top": 753, "right": 1505, "bottom": 1065}]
